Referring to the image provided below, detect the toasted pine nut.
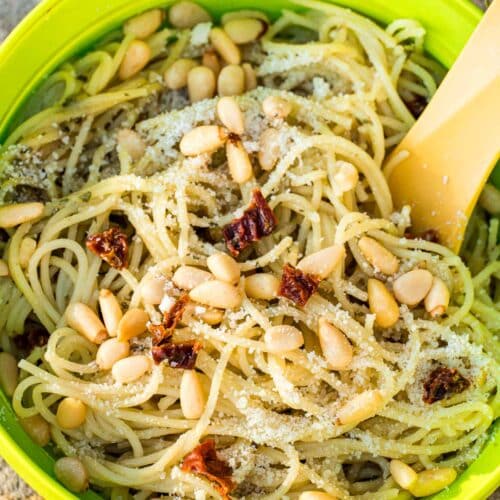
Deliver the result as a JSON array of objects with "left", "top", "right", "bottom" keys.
[
  {"left": 117, "top": 129, "right": 146, "bottom": 161},
  {"left": 210, "top": 27, "right": 241, "bottom": 65},
  {"left": 224, "top": 18, "right": 267, "bottom": 44},
  {"left": 200, "top": 308, "right": 224, "bottom": 325},
  {"left": 409, "top": 468, "right": 457, "bottom": 497},
  {"left": 180, "top": 370, "right": 206, "bottom": 419},
  {"left": 367, "top": 279, "right": 399, "bottom": 328},
  {"left": 207, "top": 253, "right": 240, "bottom": 284},
  {"left": 221, "top": 10, "right": 269, "bottom": 24},
  {"left": 66, "top": 303, "right": 107, "bottom": 344},
  {"left": 180, "top": 125, "right": 227, "bottom": 156},
  {"left": 98, "top": 289, "right": 122, "bottom": 337},
  {"left": 117, "top": 308, "right": 149, "bottom": 342},
  {"left": 168, "top": 1, "right": 211, "bottom": 28},
  {"left": 264, "top": 325, "right": 304, "bottom": 353},
  {"left": 54, "top": 457, "right": 89, "bottom": 493},
  {"left": 19, "top": 415, "right": 50, "bottom": 447},
  {"left": 141, "top": 275, "right": 167, "bottom": 304},
  {"left": 245, "top": 273, "right": 280, "bottom": 300},
  {"left": 299, "top": 493, "right": 338, "bottom": 500},
  {"left": 227, "top": 138, "right": 253, "bottom": 183},
  {"left": 96, "top": 338, "right": 130, "bottom": 370},
  {"left": 217, "top": 64, "right": 245, "bottom": 97},
  {"left": 393, "top": 269, "right": 433, "bottom": 306},
  {"left": 0, "top": 202, "right": 44, "bottom": 228},
  {"left": 56, "top": 397, "right": 87, "bottom": 429},
  {"left": 0, "top": 352, "right": 18, "bottom": 397},
  {"left": 258, "top": 128, "right": 280, "bottom": 171},
  {"left": 242, "top": 63, "right": 257, "bottom": 91},
  {"left": 187, "top": 66, "right": 216, "bottom": 102},
  {"left": 164, "top": 58, "right": 197, "bottom": 89},
  {"left": 424, "top": 277, "right": 450, "bottom": 317},
  {"left": 337, "top": 390, "right": 384, "bottom": 425},
  {"left": 334, "top": 163, "right": 359, "bottom": 192},
  {"left": 202, "top": 50, "right": 221, "bottom": 76},
  {"left": 0, "top": 259, "right": 8, "bottom": 277},
  {"left": 297, "top": 244, "right": 345, "bottom": 279},
  {"left": 119, "top": 40, "right": 151, "bottom": 80},
  {"left": 190, "top": 280, "right": 242, "bottom": 309},
  {"left": 216, "top": 97, "right": 245, "bottom": 135},
  {"left": 124, "top": 9, "right": 165, "bottom": 39},
  {"left": 112, "top": 355, "right": 152, "bottom": 383},
  {"left": 358, "top": 236, "right": 400, "bottom": 275},
  {"left": 19, "top": 237, "right": 37, "bottom": 269},
  {"left": 262, "top": 95, "right": 291, "bottom": 119},
  {"left": 318, "top": 318, "right": 353, "bottom": 370},
  {"left": 479, "top": 184, "right": 500, "bottom": 215},
  {"left": 390, "top": 460, "right": 418, "bottom": 489},
  {"left": 173, "top": 265, "right": 213, "bottom": 290}
]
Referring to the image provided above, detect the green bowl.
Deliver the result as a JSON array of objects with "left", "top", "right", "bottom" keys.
[{"left": 0, "top": 0, "right": 498, "bottom": 498}]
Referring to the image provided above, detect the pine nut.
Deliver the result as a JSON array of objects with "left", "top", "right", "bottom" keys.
[
  {"left": 224, "top": 18, "right": 267, "bottom": 44},
  {"left": 117, "top": 129, "right": 146, "bottom": 161},
  {"left": 66, "top": 303, "right": 107, "bottom": 344},
  {"left": 190, "top": 280, "right": 243, "bottom": 309},
  {"left": 409, "top": 468, "right": 457, "bottom": 497},
  {"left": 0, "top": 259, "right": 8, "bottom": 277},
  {"left": 358, "top": 236, "right": 400, "bottom": 275},
  {"left": 390, "top": 460, "right": 418, "bottom": 489},
  {"left": 173, "top": 265, "right": 213, "bottom": 290},
  {"left": 424, "top": 277, "right": 450, "bottom": 317},
  {"left": 262, "top": 95, "right": 292, "bottom": 119},
  {"left": 164, "top": 58, "right": 197, "bottom": 89},
  {"left": 297, "top": 244, "right": 345, "bottom": 279},
  {"left": 207, "top": 253, "right": 240, "bottom": 284},
  {"left": 0, "top": 352, "right": 18, "bottom": 397},
  {"left": 119, "top": 40, "right": 151, "bottom": 80},
  {"left": 19, "top": 237, "right": 37, "bottom": 269},
  {"left": 187, "top": 66, "right": 216, "bottom": 102},
  {"left": 117, "top": 308, "right": 149, "bottom": 342},
  {"left": 98, "top": 289, "right": 123, "bottom": 337},
  {"left": 299, "top": 493, "right": 338, "bottom": 500},
  {"left": 216, "top": 97, "right": 245, "bottom": 135},
  {"left": 393, "top": 269, "right": 433, "bottom": 306},
  {"left": 258, "top": 128, "right": 280, "bottom": 171},
  {"left": 141, "top": 275, "right": 167, "bottom": 304},
  {"left": 0, "top": 202, "right": 44, "bottom": 228},
  {"left": 264, "top": 325, "right": 304, "bottom": 353},
  {"left": 54, "top": 457, "right": 89, "bottom": 493},
  {"left": 96, "top": 338, "right": 130, "bottom": 370},
  {"left": 202, "top": 50, "right": 221, "bottom": 77},
  {"left": 226, "top": 137, "right": 253, "bottom": 183},
  {"left": 217, "top": 64, "right": 245, "bottom": 97},
  {"left": 112, "top": 355, "right": 152, "bottom": 383},
  {"left": 124, "top": 9, "right": 165, "bottom": 39},
  {"left": 19, "top": 415, "right": 50, "bottom": 447},
  {"left": 245, "top": 273, "right": 280, "bottom": 300},
  {"left": 479, "top": 184, "right": 500, "bottom": 215},
  {"left": 200, "top": 308, "right": 224, "bottom": 325},
  {"left": 318, "top": 318, "right": 353, "bottom": 370},
  {"left": 168, "top": 1, "right": 211, "bottom": 28},
  {"left": 367, "top": 279, "right": 399, "bottom": 328},
  {"left": 242, "top": 63, "right": 257, "bottom": 91},
  {"left": 180, "top": 370, "right": 206, "bottom": 419},
  {"left": 180, "top": 125, "right": 226, "bottom": 156},
  {"left": 337, "top": 390, "right": 384, "bottom": 425},
  {"left": 334, "top": 163, "right": 359, "bottom": 192},
  {"left": 210, "top": 27, "right": 241, "bottom": 65},
  {"left": 56, "top": 397, "right": 87, "bottom": 429}
]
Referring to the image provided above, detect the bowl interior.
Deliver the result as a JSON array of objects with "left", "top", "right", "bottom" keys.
[{"left": 0, "top": 1, "right": 498, "bottom": 499}]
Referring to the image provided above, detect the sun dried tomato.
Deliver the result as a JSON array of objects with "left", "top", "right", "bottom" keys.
[
  {"left": 13, "top": 320, "right": 50, "bottom": 355},
  {"left": 181, "top": 440, "right": 234, "bottom": 499},
  {"left": 404, "top": 229, "right": 440, "bottom": 243},
  {"left": 152, "top": 341, "right": 202, "bottom": 368},
  {"left": 86, "top": 227, "right": 129, "bottom": 269},
  {"left": 404, "top": 95, "right": 428, "bottom": 118},
  {"left": 278, "top": 264, "right": 320, "bottom": 307},
  {"left": 423, "top": 366, "right": 470, "bottom": 404},
  {"left": 223, "top": 189, "right": 277, "bottom": 256}
]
